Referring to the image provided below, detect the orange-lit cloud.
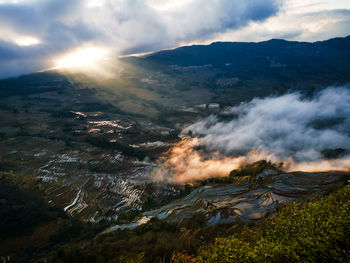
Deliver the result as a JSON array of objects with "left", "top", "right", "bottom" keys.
[
  {"left": 152, "top": 87, "right": 350, "bottom": 184},
  {"left": 152, "top": 137, "right": 350, "bottom": 184},
  {"left": 152, "top": 138, "right": 245, "bottom": 184}
]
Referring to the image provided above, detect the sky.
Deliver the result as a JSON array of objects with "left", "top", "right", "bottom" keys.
[{"left": 0, "top": 0, "right": 349, "bottom": 78}]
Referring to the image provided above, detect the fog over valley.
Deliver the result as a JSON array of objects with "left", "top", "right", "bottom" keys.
[{"left": 0, "top": 1, "right": 350, "bottom": 262}]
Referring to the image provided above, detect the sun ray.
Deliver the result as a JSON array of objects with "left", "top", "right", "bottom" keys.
[{"left": 52, "top": 46, "right": 114, "bottom": 78}]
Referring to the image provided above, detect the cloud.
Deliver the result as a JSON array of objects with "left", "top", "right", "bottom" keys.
[
  {"left": 0, "top": 0, "right": 280, "bottom": 78},
  {"left": 187, "top": 87, "right": 350, "bottom": 161},
  {"left": 0, "top": 0, "right": 349, "bottom": 78},
  {"left": 0, "top": 0, "right": 102, "bottom": 77},
  {"left": 153, "top": 87, "right": 350, "bottom": 184},
  {"left": 214, "top": 4, "right": 350, "bottom": 42}
]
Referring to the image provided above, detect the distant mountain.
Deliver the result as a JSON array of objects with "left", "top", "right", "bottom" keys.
[
  {"left": 145, "top": 35, "right": 350, "bottom": 70},
  {"left": 1, "top": 36, "right": 350, "bottom": 262},
  {"left": 1, "top": 36, "right": 350, "bottom": 117},
  {"left": 124, "top": 35, "right": 350, "bottom": 105}
]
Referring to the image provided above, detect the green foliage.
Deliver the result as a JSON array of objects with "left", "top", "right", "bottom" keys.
[
  {"left": 46, "top": 216, "right": 226, "bottom": 263},
  {"left": 119, "top": 252, "right": 145, "bottom": 263},
  {"left": 229, "top": 160, "right": 281, "bottom": 178},
  {"left": 4, "top": 178, "right": 349, "bottom": 263},
  {"left": 179, "top": 185, "right": 350, "bottom": 263},
  {"left": 197, "top": 160, "right": 281, "bottom": 186}
]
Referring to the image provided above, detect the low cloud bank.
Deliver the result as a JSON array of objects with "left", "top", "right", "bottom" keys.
[{"left": 153, "top": 87, "right": 350, "bottom": 184}]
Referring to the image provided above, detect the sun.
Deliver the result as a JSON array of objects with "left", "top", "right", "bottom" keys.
[
  {"left": 15, "top": 36, "right": 40, "bottom": 46},
  {"left": 51, "top": 46, "right": 113, "bottom": 78},
  {"left": 54, "top": 47, "right": 109, "bottom": 70}
]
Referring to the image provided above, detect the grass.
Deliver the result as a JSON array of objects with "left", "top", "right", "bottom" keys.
[{"left": 176, "top": 184, "right": 350, "bottom": 263}]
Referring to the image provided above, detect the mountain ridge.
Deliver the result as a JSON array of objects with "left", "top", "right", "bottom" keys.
[
  {"left": 145, "top": 35, "right": 350, "bottom": 59},
  {"left": 142, "top": 35, "right": 350, "bottom": 68}
]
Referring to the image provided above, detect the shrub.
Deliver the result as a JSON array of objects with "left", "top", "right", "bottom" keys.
[{"left": 177, "top": 185, "right": 350, "bottom": 262}]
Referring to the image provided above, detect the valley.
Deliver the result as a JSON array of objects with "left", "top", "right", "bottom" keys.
[{"left": 0, "top": 36, "right": 350, "bottom": 262}]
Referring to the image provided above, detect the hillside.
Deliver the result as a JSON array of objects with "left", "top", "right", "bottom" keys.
[
  {"left": 175, "top": 184, "right": 350, "bottom": 263},
  {"left": 0, "top": 36, "right": 350, "bottom": 262},
  {"left": 125, "top": 35, "right": 350, "bottom": 106}
]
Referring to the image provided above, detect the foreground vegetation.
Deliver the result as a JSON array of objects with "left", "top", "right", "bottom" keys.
[
  {"left": 176, "top": 184, "right": 350, "bottom": 263},
  {"left": 1, "top": 170, "right": 349, "bottom": 262},
  {"left": 1, "top": 36, "right": 350, "bottom": 263}
]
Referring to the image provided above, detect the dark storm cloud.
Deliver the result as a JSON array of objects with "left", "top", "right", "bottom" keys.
[
  {"left": 0, "top": 0, "right": 282, "bottom": 78},
  {"left": 0, "top": 0, "right": 84, "bottom": 34},
  {"left": 164, "top": 0, "right": 279, "bottom": 41}
]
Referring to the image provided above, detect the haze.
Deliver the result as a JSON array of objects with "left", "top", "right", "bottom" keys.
[{"left": 0, "top": 0, "right": 350, "bottom": 78}]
